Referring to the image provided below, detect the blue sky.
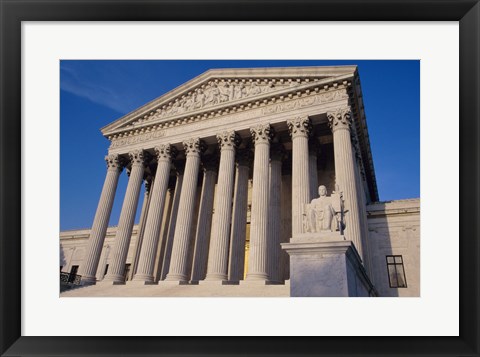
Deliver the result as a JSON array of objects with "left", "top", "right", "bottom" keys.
[{"left": 60, "top": 60, "right": 420, "bottom": 231}]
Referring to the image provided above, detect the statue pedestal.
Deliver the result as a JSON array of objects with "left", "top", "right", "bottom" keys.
[{"left": 282, "top": 232, "right": 377, "bottom": 297}]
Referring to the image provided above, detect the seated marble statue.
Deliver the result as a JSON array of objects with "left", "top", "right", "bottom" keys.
[{"left": 303, "top": 185, "right": 344, "bottom": 233}]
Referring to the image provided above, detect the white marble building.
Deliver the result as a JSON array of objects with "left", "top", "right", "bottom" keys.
[{"left": 60, "top": 66, "right": 420, "bottom": 297}]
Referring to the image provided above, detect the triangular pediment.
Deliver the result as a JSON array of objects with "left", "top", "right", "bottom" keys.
[{"left": 101, "top": 66, "right": 357, "bottom": 136}]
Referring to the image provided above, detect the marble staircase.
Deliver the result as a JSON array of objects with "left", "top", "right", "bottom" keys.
[{"left": 60, "top": 280, "right": 290, "bottom": 297}]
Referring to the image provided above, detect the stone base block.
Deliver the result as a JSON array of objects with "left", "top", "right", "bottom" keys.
[
  {"left": 80, "top": 279, "right": 97, "bottom": 286},
  {"left": 239, "top": 280, "right": 283, "bottom": 286},
  {"left": 157, "top": 280, "right": 190, "bottom": 286},
  {"left": 282, "top": 234, "right": 377, "bottom": 297},
  {"left": 96, "top": 280, "right": 126, "bottom": 286},
  {"left": 198, "top": 280, "right": 238, "bottom": 286},
  {"left": 127, "top": 280, "right": 158, "bottom": 286}
]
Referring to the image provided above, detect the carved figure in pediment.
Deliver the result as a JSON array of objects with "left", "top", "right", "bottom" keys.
[
  {"left": 303, "top": 185, "right": 345, "bottom": 233},
  {"left": 183, "top": 95, "right": 194, "bottom": 111},
  {"left": 170, "top": 101, "right": 180, "bottom": 115},
  {"left": 247, "top": 81, "right": 261, "bottom": 96},
  {"left": 217, "top": 83, "right": 230, "bottom": 102},
  {"left": 176, "top": 100, "right": 186, "bottom": 114},
  {"left": 194, "top": 89, "right": 205, "bottom": 109},
  {"left": 158, "top": 107, "right": 167, "bottom": 118},
  {"left": 204, "top": 84, "right": 219, "bottom": 106},
  {"left": 234, "top": 83, "right": 245, "bottom": 100}
]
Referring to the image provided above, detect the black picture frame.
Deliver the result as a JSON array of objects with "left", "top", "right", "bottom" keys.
[{"left": 1, "top": 1, "right": 479, "bottom": 356}]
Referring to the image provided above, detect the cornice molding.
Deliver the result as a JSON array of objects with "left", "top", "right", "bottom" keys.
[
  {"left": 106, "top": 82, "right": 351, "bottom": 147},
  {"left": 102, "top": 73, "right": 355, "bottom": 138},
  {"left": 101, "top": 66, "right": 357, "bottom": 135}
]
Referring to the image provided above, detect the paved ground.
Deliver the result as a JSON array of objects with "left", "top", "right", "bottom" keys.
[{"left": 60, "top": 281, "right": 290, "bottom": 297}]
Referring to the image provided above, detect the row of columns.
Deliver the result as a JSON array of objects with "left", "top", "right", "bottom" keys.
[{"left": 79, "top": 106, "right": 368, "bottom": 285}]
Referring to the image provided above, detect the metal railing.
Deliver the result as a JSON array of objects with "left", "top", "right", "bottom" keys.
[{"left": 60, "top": 272, "right": 82, "bottom": 285}]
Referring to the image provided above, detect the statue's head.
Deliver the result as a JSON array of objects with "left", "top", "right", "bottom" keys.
[{"left": 318, "top": 185, "right": 327, "bottom": 196}]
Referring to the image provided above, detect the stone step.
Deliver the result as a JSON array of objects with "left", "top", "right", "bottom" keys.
[{"left": 60, "top": 281, "right": 290, "bottom": 297}]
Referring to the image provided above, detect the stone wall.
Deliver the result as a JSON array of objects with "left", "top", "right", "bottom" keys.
[
  {"left": 366, "top": 199, "right": 420, "bottom": 297},
  {"left": 60, "top": 225, "right": 140, "bottom": 281}
]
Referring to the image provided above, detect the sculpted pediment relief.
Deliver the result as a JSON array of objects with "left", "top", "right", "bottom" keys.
[
  {"left": 101, "top": 66, "right": 357, "bottom": 136},
  {"left": 129, "top": 77, "right": 308, "bottom": 127}
]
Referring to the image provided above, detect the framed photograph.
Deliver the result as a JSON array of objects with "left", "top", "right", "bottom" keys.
[{"left": 1, "top": 1, "right": 479, "bottom": 356}]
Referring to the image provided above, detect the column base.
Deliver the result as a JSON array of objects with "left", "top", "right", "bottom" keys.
[
  {"left": 157, "top": 280, "right": 190, "bottom": 286},
  {"left": 282, "top": 233, "right": 377, "bottom": 297},
  {"left": 164, "top": 273, "right": 189, "bottom": 283},
  {"left": 245, "top": 272, "right": 269, "bottom": 281},
  {"left": 239, "top": 280, "right": 280, "bottom": 286},
  {"left": 127, "top": 279, "right": 157, "bottom": 286},
  {"left": 199, "top": 280, "right": 238, "bottom": 286},
  {"left": 204, "top": 273, "right": 228, "bottom": 281},
  {"left": 101, "top": 274, "right": 126, "bottom": 285},
  {"left": 131, "top": 273, "right": 155, "bottom": 284},
  {"left": 80, "top": 275, "right": 97, "bottom": 286}
]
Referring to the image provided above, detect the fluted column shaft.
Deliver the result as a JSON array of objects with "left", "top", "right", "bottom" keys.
[
  {"left": 354, "top": 149, "right": 372, "bottom": 276},
  {"left": 79, "top": 154, "right": 122, "bottom": 284},
  {"left": 160, "top": 175, "right": 183, "bottom": 280},
  {"left": 228, "top": 157, "right": 250, "bottom": 282},
  {"left": 246, "top": 124, "right": 273, "bottom": 281},
  {"left": 153, "top": 187, "right": 174, "bottom": 282},
  {"left": 328, "top": 107, "right": 364, "bottom": 259},
  {"left": 166, "top": 138, "right": 205, "bottom": 282},
  {"left": 191, "top": 164, "right": 217, "bottom": 281},
  {"left": 134, "top": 145, "right": 176, "bottom": 282},
  {"left": 105, "top": 150, "right": 146, "bottom": 283},
  {"left": 131, "top": 180, "right": 152, "bottom": 278},
  {"left": 96, "top": 245, "right": 110, "bottom": 280},
  {"left": 287, "top": 117, "right": 312, "bottom": 235},
  {"left": 268, "top": 149, "right": 283, "bottom": 283},
  {"left": 206, "top": 131, "right": 240, "bottom": 281}
]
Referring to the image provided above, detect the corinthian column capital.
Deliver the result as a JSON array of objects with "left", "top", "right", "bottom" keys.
[
  {"left": 155, "top": 144, "right": 177, "bottom": 162},
  {"left": 105, "top": 154, "right": 124, "bottom": 172},
  {"left": 327, "top": 107, "right": 352, "bottom": 132},
  {"left": 128, "top": 149, "right": 148, "bottom": 167},
  {"left": 287, "top": 116, "right": 312, "bottom": 139},
  {"left": 250, "top": 123, "right": 274, "bottom": 145},
  {"left": 216, "top": 130, "right": 241, "bottom": 151},
  {"left": 183, "top": 138, "right": 207, "bottom": 156}
]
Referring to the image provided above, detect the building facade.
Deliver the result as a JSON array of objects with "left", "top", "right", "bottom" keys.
[{"left": 60, "top": 66, "right": 420, "bottom": 297}]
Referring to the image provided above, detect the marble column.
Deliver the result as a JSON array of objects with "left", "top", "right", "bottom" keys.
[
  {"left": 280, "top": 170, "right": 292, "bottom": 281},
  {"left": 353, "top": 142, "right": 373, "bottom": 277},
  {"left": 205, "top": 131, "right": 240, "bottom": 281},
  {"left": 104, "top": 150, "right": 147, "bottom": 283},
  {"left": 133, "top": 145, "right": 177, "bottom": 283},
  {"left": 246, "top": 124, "right": 273, "bottom": 281},
  {"left": 79, "top": 154, "right": 123, "bottom": 284},
  {"left": 327, "top": 107, "right": 364, "bottom": 259},
  {"left": 96, "top": 244, "right": 110, "bottom": 280},
  {"left": 131, "top": 178, "right": 152, "bottom": 279},
  {"left": 228, "top": 150, "right": 251, "bottom": 282},
  {"left": 268, "top": 143, "right": 284, "bottom": 283},
  {"left": 287, "top": 116, "right": 312, "bottom": 235},
  {"left": 160, "top": 172, "right": 183, "bottom": 280},
  {"left": 309, "top": 140, "right": 320, "bottom": 200},
  {"left": 191, "top": 157, "right": 218, "bottom": 282},
  {"left": 165, "top": 138, "right": 206, "bottom": 282},
  {"left": 153, "top": 184, "right": 174, "bottom": 282}
]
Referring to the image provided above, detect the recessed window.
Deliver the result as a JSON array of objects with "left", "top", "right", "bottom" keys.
[{"left": 386, "top": 255, "right": 407, "bottom": 288}]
